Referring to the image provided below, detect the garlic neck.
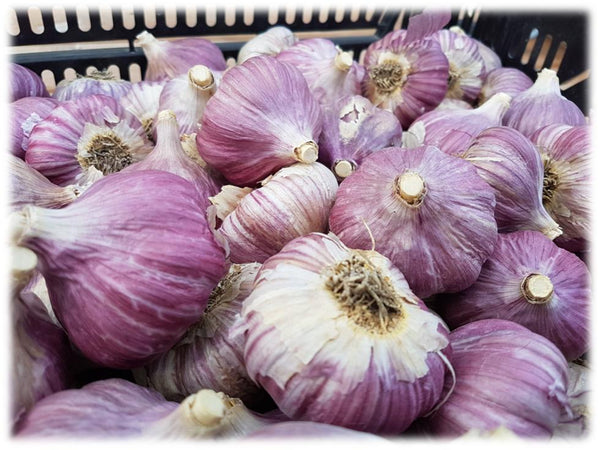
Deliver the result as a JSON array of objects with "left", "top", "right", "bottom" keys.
[
  {"left": 154, "top": 110, "right": 183, "bottom": 156},
  {"left": 188, "top": 65, "right": 215, "bottom": 91},
  {"left": 521, "top": 273, "right": 554, "bottom": 304},
  {"left": 293, "top": 141, "right": 319, "bottom": 163},
  {"left": 333, "top": 160, "right": 356, "bottom": 179},
  {"left": 334, "top": 51, "right": 353, "bottom": 72},
  {"left": 531, "top": 68, "right": 561, "bottom": 95},
  {"left": 395, "top": 171, "right": 426, "bottom": 206},
  {"left": 184, "top": 390, "right": 227, "bottom": 427},
  {"left": 136, "top": 30, "right": 157, "bottom": 47},
  {"left": 477, "top": 92, "right": 511, "bottom": 120}
]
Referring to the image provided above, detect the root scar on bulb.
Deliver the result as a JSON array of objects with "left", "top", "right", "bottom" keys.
[
  {"left": 395, "top": 171, "right": 426, "bottom": 206},
  {"left": 521, "top": 273, "right": 554, "bottom": 304},
  {"left": 77, "top": 131, "right": 132, "bottom": 175},
  {"left": 370, "top": 59, "right": 409, "bottom": 94},
  {"left": 542, "top": 156, "right": 560, "bottom": 207}
]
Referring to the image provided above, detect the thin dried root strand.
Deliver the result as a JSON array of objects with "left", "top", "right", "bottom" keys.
[{"left": 325, "top": 252, "right": 404, "bottom": 333}]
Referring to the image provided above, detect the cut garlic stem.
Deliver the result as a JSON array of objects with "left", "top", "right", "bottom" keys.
[
  {"left": 521, "top": 273, "right": 554, "bottom": 304},
  {"left": 334, "top": 160, "right": 355, "bottom": 178},
  {"left": 334, "top": 51, "right": 354, "bottom": 71},
  {"left": 294, "top": 141, "right": 319, "bottom": 163},
  {"left": 157, "top": 109, "right": 177, "bottom": 122},
  {"left": 185, "top": 390, "right": 227, "bottom": 427},
  {"left": 396, "top": 171, "right": 425, "bottom": 205},
  {"left": 11, "top": 246, "right": 38, "bottom": 273},
  {"left": 189, "top": 65, "right": 215, "bottom": 90}
]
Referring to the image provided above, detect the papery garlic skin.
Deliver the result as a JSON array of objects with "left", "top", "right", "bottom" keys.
[
  {"left": 8, "top": 155, "right": 78, "bottom": 211},
  {"left": 120, "top": 80, "right": 166, "bottom": 142},
  {"left": 245, "top": 421, "right": 390, "bottom": 440},
  {"left": 478, "top": 67, "right": 533, "bottom": 105},
  {"left": 553, "top": 361, "right": 590, "bottom": 438},
  {"left": 329, "top": 146, "right": 498, "bottom": 299},
  {"left": 25, "top": 94, "right": 154, "bottom": 186},
  {"left": 530, "top": 124, "right": 591, "bottom": 253},
  {"left": 403, "top": 92, "right": 511, "bottom": 155},
  {"left": 439, "top": 231, "right": 590, "bottom": 361},
  {"left": 318, "top": 95, "right": 403, "bottom": 179},
  {"left": 431, "top": 29, "right": 485, "bottom": 103},
  {"left": 502, "top": 68, "right": 586, "bottom": 138},
  {"left": 448, "top": 26, "right": 502, "bottom": 76},
  {"left": 10, "top": 97, "right": 59, "bottom": 159},
  {"left": 9, "top": 63, "right": 49, "bottom": 101},
  {"left": 13, "top": 170, "right": 227, "bottom": 368},
  {"left": 238, "top": 26, "right": 297, "bottom": 63},
  {"left": 277, "top": 38, "right": 366, "bottom": 105},
  {"left": 422, "top": 319, "right": 571, "bottom": 438},
  {"left": 433, "top": 98, "right": 473, "bottom": 111},
  {"left": 52, "top": 69, "right": 132, "bottom": 101},
  {"left": 240, "top": 232, "right": 452, "bottom": 433},
  {"left": 136, "top": 31, "right": 227, "bottom": 82},
  {"left": 196, "top": 56, "right": 323, "bottom": 186},
  {"left": 213, "top": 163, "right": 338, "bottom": 263},
  {"left": 462, "top": 126, "right": 562, "bottom": 239},
  {"left": 145, "top": 263, "right": 267, "bottom": 409}
]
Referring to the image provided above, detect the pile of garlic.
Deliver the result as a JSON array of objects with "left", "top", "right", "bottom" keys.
[{"left": 8, "top": 9, "right": 590, "bottom": 442}]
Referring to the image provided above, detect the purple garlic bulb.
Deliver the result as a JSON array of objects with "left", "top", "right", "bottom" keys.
[
  {"left": 362, "top": 9, "right": 451, "bottom": 128},
  {"left": 9, "top": 63, "right": 49, "bottom": 101},
  {"left": 136, "top": 31, "right": 227, "bottom": 82},
  {"left": 15, "top": 379, "right": 273, "bottom": 439},
  {"left": 239, "top": 232, "right": 453, "bottom": 433},
  {"left": 12, "top": 170, "right": 227, "bottom": 368},
  {"left": 196, "top": 56, "right": 323, "bottom": 186},
  {"left": 277, "top": 38, "right": 366, "bottom": 106},
  {"left": 52, "top": 69, "right": 132, "bottom": 101},
  {"left": 502, "top": 68, "right": 586, "bottom": 137},
  {"left": 479, "top": 67, "right": 533, "bottom": 105},
  {"left": 318, "top": 94, "right": 403, "bottom": 179},
  {"left": 120, "top": 80, "right": 166, "bottom": 142},
  {"left": 439, "top": 231, "right": 590, "bottom": 361},
  {"left": 25, "top": 94, "right": 154, "bottom": 186},
  {"left": 530, "top": 124, "right": 591, "bottom": 253},
  {"left": 10, "top": 96, "right": 59, "bottom": 159},
  {"left": 238, "top": 26, "right": 297, "bottom": 63},
  {"left": 462, "top": 126, "right": 562, "bottom": 239},
  {"left": 403, "top": 92, "right": 511, "bottom": 156},
  {"left": 421, "top": 319, "right": 571, "bottom": 438},
  {"left": 329, "top": 145, "right": 498, "bottom": 299}
]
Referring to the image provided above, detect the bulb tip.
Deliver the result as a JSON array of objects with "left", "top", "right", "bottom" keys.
[
  {"left": 157, "top": 109, "right": 177, "bottom": 122},
  {"left": 189, "top": 65, "right": 215, "bottom": 89},
  {"left": 294, "top": 141, "right": 319, "bottom": 163},
  {"left": 522, "top": 273, "right": 554, "bottom": 304},
  {"left": 186, "top": 390, "right": 227, "bottom": 427},
  {"left": 334, "top": 160, "right": 355, "bottom": 178},
  {"left": 335, "top": 51, "right": 354, "bottom": 71},
  {"left": 396, "top": 171, "right": 426, "bottom": 205}
]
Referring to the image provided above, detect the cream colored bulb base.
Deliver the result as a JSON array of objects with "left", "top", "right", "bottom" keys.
[
  {"left": 294, "top": 141, "right": 319, "bottom": 163},
  {"left": 334, "top": 160, "right": 355, "bottom": 178},
  {"left": 522, "top": 273, "right": 554, "bottom": 304},
  {"left": 189, "top": 65, "right": 215, "bottom": 89},
  {"left": 397, "top": 171, "right": 425, "bottom": 204}
]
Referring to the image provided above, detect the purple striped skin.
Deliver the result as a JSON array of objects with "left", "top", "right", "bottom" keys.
[
  {"left": 246, "top": 421, "right": 389, "bottom": 440},
  {"left": 530, "top": 124, "right": 591, "bottom": 253},
  {"left": 17, "top": 170, "right": 227, "bottom": 368},
  {"left": 53, "top": 75, "right": 132, "bottom": 102},
  {"left": 217, "top": 162, "right": 338, "bottom": 263},
  {"left": 196, "top": 56, "right": 323, "bottom": 187},
  {"left": 438, "top": 231, "right": 590, "bottom": 361},
  {"left": 9, "top": 63, "right": 49, "bottom": 102},
  {"left": 329, "top": 145, "right": 498, "bottom": 299},
  {"left": 10, "top": 97, "right": 59, "bottom": 159},
  {"left": 25, "top": 94, "right": 154, "bottom": 186},
  {"left": 423, "top": 319, "right": 571, "bottom": 438},
  {"left": 15, "top": 379, "right": 177, "bottom": 438},
  {"left": 479, "top": 67, "right": 533, "bottom": 105}
]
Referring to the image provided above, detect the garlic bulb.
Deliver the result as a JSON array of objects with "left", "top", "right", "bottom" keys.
[
  {"left": 52, "top": 69, "right": 132, "bottom": 101},
  {"left": 123, "top": 110, "right": 220, "bottom": 211},
  {"left": 145, "top": 263, "right": 267, "bottom": 409},
  {"left": 318, "top": 95, "right": 403, "bottom": 179},
  {"left": 530, "top": 124, "right": 591, "bottom": 253},
  {"left": 430, "top": 29, "right": 485, "bottom": 103},
  {"left": 9, "top": 63, "right": 49, "bottom": 101},
  {"left": 478, "top": 67, "right": 533, "bottom": 105},
  {"left": 212, "top": 162, "right": 338, "bottom": 263},
  {"left": 196, "top": 56, "right": 323, "bottom": 186},
  {"left": 439, "top": 230, "right": 590, "bottom": 361},
  {"left": 462, "top": 126, "right": 562, "bottom": 239},
  {"left": 239, "top": 232, "right": 453, "bottom": 433},
  {"left": 119, "top": 80, "right": 165, "bottom": 141},
  {"left": 403, "top": 92, "right": 511, "bottom": 155},
  {"left": 157, "top": 65, "right": 217, "bottom": 136},
  {"left": 277, "top": 38, "right": 366, "bottom": 105},
  {"left": 8, "top": 154, "right": 79, "bottom": 211},
  {"left": 16, "top": 380, "right": 274, "bottom": 438},
  {"left": 136, "top": 31, "right": 227, "bottom": 82},
  {"left": 362, "top": 9, "right": 451, "bottom": 128},
  {"left": 25, "top": 94, "right": 154, "bottom": 186},
  {"left": 502, "top": 68, "right": 586, "bottom": 137},
  {"left": 12, "top": 170, "right": 227, "bottom": 368},
  {"left": 238, "top": 26, "right": 297, "bottom": 63},
  {"left": 329, "top": 145, "right": 498, "bottom": 299},
  {"left": 10, "top": 96, "right": 59, "bottom": 159},
  {"left": 421, "top": 319, "right": 571, "bottom": 438}
]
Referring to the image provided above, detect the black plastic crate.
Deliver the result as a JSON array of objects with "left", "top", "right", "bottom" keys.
[{"left": 8, "top": 6, "right": 589, "bottom": 112}]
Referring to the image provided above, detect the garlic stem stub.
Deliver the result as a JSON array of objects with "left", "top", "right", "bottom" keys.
[
  {"left": 420, "top": 319, "right": 571, "bottom": 438},
  {"left": 13, "top": 170, "right": 228, "bottom": 368},
  {"left": 437, "top": 231, "right": 590, "bottom": 361},
  {"left": 329, "top": 145, "right": 498, "bottom": 299},
  {"left": 196, "top": 56, "right": 323, "bottom": 186},
  {"left": 239, "top": 232, "right": 453, "bottom": 433}
]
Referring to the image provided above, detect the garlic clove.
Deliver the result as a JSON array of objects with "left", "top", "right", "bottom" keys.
[
  {"left": 196, "top": 56, "right": 323, "bottom": 186},
  {"left": 212, "top": 162, "right": 338, "bottom": 263},
  {"left": 25, "top": 94, "right": 154, "bottom": 186},
  {"left": 329, "top": 145, "right": 498, "bottom": 299},
  {"left": 237, "top": 25, "right": 298, "bottom": 63},
  {"left": 52, "top": 69, "right": 132, "bottom": 101}
]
